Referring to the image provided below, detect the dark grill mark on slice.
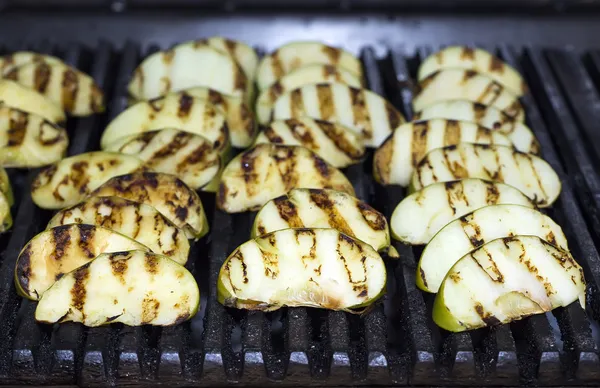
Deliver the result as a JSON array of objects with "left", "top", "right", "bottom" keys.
[
  {"left": 322, "top": 45, "right": 342, "bottom": 64},
  {"left": 145, "top": 255, "right": 160, "bottom": 275},
  {"left": 173, "top": 312, "right": 191, "bottom": 325},
  {"left": 474, "top": 302, "right": 501, "bottom": 326},
  {"left": 385, "top": 102, "right": 402, "bottom": 131},
  {"left": 460, "top": 216, "right": 484, "bottom": 247},
  {"left": 162, "top": 49, "right": 175, "bottom": 64},
  {"left": 484, "top": 250, "right": 505, "bottom": 283},
  {"left": 374, "top": 136, "right": 393, "bottom": 183},
  {"left": 310, "top": 190, "right": 354, "bottom": 236},
  {"left": 62, "top": 69, "right": 80, "bottom": 114},
  {"left": 16, "top": 244, "right": 33, "bottom": 294},
  {"left": 141, "top": 297, "right": 161, "bottom": 324},
  {"left": 546, "top": 231, "right": 557, "bottom": 247},
  {"left": 411, "top": 121, "right": 429, "bottom": 166},
  {"left": 273, "top": 196, "right": 304, "bottom": 228},
  {"left": 269, "top": 82, "right": 284, "bottom": 103},
  {"left": 312, "top": 153, "right": 330, "bottom": 178},
  {"left": 270, "top": 52, "right": 285, "bottom": 80},
  {"left": 419, "top": 267, "right": 428, "bottom": 289},
  {"left": 289, "top": 88, "right": 305, "bottom": 118},
  {"left": 223, "top": 38, "right": 237, "bottom": 56},
  {"left": 78, "top": 224, "right": 96, "bottom": 258},
  {"left": 177, "top": 93, "right": 194, "bottom": 118},
  {"left": 316, "top": 84, "right": 335, "bottom": 120},
  {"left": 110, "top": 257, "right": 129, "bottom": 285},
  {"left": 443, "top": 120, "right": 462, "bottom": 147},
  {"left": 357, "top": 202, "right": 387, "bottom": 231},
  {"left": 51, "top": 226, "right": 72, "bottom": 261},
  {"left": 461, "top": 47, "right": 475, "bottom": 60},
  {"left": 34, "top": 63, "right": 52, "bottom": 93},
  {"left": 241, "top": 148, "right": 258, "bottom": 186},
  {"left": 233, "top": 63, "right": 248, "bottom": 94},
  {"left": 7, "top": 110, "right": 28, "bottom": 147},
  {"left": 462, "top": 69, "right": 478, "bottom": 82},
  {"left": 288, "top": 119, "right": 318, "bottom": 150},
  {"left": 489, "top": 56, "right": 505, "bottom": 74},
  {"left": 317, "top": 119, "right": 363, "bottom": 159},
  {"left": 349, "top": 87, "right": 371, "bottom": 139},
  {"left": 486, "top": 182, "right": 500, "bottom": 203},
  {"left": 71, "top": 264, "right": 90, "bottom": 313},
  {"left": 175, "top": 206, "right": 188, "bottom": 222}
]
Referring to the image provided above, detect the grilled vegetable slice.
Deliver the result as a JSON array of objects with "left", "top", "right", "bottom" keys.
[
  {"left": 0, "top": 190, "right": 12, "bottom": 233},
  {"left": 254, "top": 117, "right": 365, "bottom": 168},
  {"left": 35, "top": 250, "right": 200, "bottom": 327},
  {"left": 373, "top": 119, "right": 512, "bottom": 186},
  {"left": 0, "top": 105, "right": 68, "bottom": 167},
  {"left": 413, "top": 100, "right": 539, "bottom": 154},
  {"left": 256, "top": 41, "right": 363, "bottom": 91},
  {"left": 411, "top": 143, "right": 561, "bottom": 207},
  {"left": 413, "top": 69, "right": 524, "bottom": 121},
  {"left": 417, "top": 204, "right": 569, "bottom": 293},
  {"left": 104, "top": 128, "right": 221, "bottom": 191},
  {"left": 271, "top": 83, "right": 405, "bottom": 147},
  {"left": 91, "top": 172, "right": 209, "bottom": 240},
  {"left": 4, "top": 61, "right": 104, "bottom": 116},
  {"left": 217, "top": 144, "right": 355, "bottom": 213},
  {"left": 0, "top": 51, "right": 64, "bottom": 75},
  {"left": 433, "top": 236, "right": 585, "bottom": 332},
  {"left": 391, "top": 179, "right": 534, "bottom": 245},
  {"left": 100, "top": 93, "right": 229, "bottom": 153},
  {"left": 31, "top": 152, "right": 145, "bottom": 209},
  {"left": 218, "top": 228, "right": 386, "bottom": 311},
  {"left": 201, "top": 37, "right": 258, "bottom": 80},
  {"left": 128, "top": 42, "right": 250, "bottom": 101},
  {"left": 47, "top": 196, "right": 190, "bottom": 264},
  {"left": 418, "top": 46, "right": 527, "bottom": 96},
  {"left": 0, "top": 80, "right": 65, "bottom": 124},
  {"left": 252, "top": 188, "right": 390, "bottom": 253},
  {"left": 172, "top": 87, "right": 256, "bottom": 148},
  {"left": 256, "top": 64, "right": 363, "bottom": 124},
  {"left": 0, "top": 166, "right": 13, "bottom": 206},
  {"left": 15, "top": 224, "right": 150, "bottom": 300}
]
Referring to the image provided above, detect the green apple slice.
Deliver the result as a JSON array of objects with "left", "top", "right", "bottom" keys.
[
  {"left": 47, "top": 196, "right": 190, "bottom": 265},
  {"left": 256, "top": 64, "right": 363, "bottom": 124},
  {"left": 15, "top": 224, "right": 150, "bottom": 300},
  {"left": 413, "top": 99, "right": 539, "bottom": 155},
  {"left": 0, "top": 190, "right": 12, "bottom": 233},
  {"left": 35, "top": 250, "right": 200, "bottom": 327},
  {"left": 391, "top": 179, "right": 534, "bottom": 245},
  {"left": 217, "top": 144, "right": 355, "bottom": 213},
  {"left": 271, "top": 83, "right": 405, "bottom": 147},
  {"left": 0, "top": 80, "right": 65, "bottom": 124},
  {"left": 433, "top": 235, "right": 585, "bottom": 332},
  {"left": 254, "top": 117, "right": 365, "bottom": 168},
  {"left": 218, "top": 228, "right": 386, "bottom": 311},
  {"left": 413, "top": 69, "right": 524, "bottom": 121},
  {"left": 90, "top": 172, "right": 209, "bottom": 240},
  {"left": 0, "top": 51, "right": 64, "bottom": 75},
  {"left": 373, "top": 119, "right": 512, "bottom": 187},
  {"left": 418, "top": 46, "right": 527, "bottom": 96},
  {"left": 410, "top": 143, "right": 561, "bottom": 207},
  {"left": 0, "top": 166, "right": 13, "bottom": 206},
  {"left": 31, "top": 151, "right": 145, "bottom": 209},
  {"left": 417, "top": 204, "right": 569, "bottom": 293}
]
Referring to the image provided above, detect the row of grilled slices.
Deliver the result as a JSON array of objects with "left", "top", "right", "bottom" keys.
[
  {"left": 373, "top": 45, "right": 585, "bottom": 332},
  {"left": 214, "top": 41, "right": 410, "bottom": 312}
]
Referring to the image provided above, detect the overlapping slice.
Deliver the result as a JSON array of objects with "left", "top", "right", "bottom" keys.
[
  {"left": 35, "top": 250, "right": 200, "bottom": 327},
  {"left": 200, "top": 36, "right": 258, "bottom": 80},
  {"left": 0, "top": 167, "right": 13, "bottom": 206},
  {"left": 0, "top": 51, "right": 64, "bottom": 75},
  {"left": 90, "top": 172, "right": 209, "bottom": 240},
  {"left": 391, "top": 179, "right": 534, "bottom": 245},
  {"left": 100, "top": 93, "right": 230, "bottom": 153},
  {"left": 218, "top": 228, "right": 386, "bottom": 311},
  {"left": 47, "top": 196, "right": 190, "bottom": 264},
  {"left": 413, "top": 69, "right": 524, "bottom": 121},
  {"left": 433, "top": 236, "right": 585, "bottom": 332},
  {"left": 256, "top": 41, "right": 363, "bottom": 91},
  {"left": 254, "top": 117, "right": 365, "bottom": 168},
  {"left": 252, "top": 188, "right": 391, "bottom": 253},
  {"left": 0, "top": 79, "right": 65, "bottom": 124},
  {"left": 31, "top": 152, "right": 145, "bottom": 209},
  {"left": 416, "top": 204, "right": 569, "bottom": 293},
  {"left": 373, "top": 119, "right": 511, "bottom": 186},
  {"left": 413, "top": 100, "right": 539, "bottom": 154},
  {"left": 128, "top": 42, "right": 250, "bottom": 101},
  {"left": 104, "top": 128, "right": 221, "bottom": 191},
  {"left": 411, "top": 143, "right": 561, "bottom": 207},
  {"left": 4, "top": 60, "right": 104, "bottom": 116},
  {"left": 0, "top": 105, "right": 68, "bottom": 167},
  {"left": 217, "top": 144, "right": 355, "bottom": 213},
  {"left": 256, "top": 64, "right": 363, "bottom": 124},
  {"left": 418, "top": 46, "right": 527, "bottom": 96},
  {"left": 15, "top": 224, "right": 150, "bottom": 300},
  {"left": 271, "top": 83, "right": 405, "bottom": 147}
]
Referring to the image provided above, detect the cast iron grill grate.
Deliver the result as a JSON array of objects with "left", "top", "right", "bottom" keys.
[{"left": 0, "top": 41, "right": 598, "bottom": 387}]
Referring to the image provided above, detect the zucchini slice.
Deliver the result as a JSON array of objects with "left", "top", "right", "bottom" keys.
[
  {"left": 0, "top": 79, "right": 65, "bottom": 124},
  {"left": 252, "top": 188, "right": 391, "bottom": 253},
  {"left": 104, "top": 128, "right": 221, "bottom": 191},
  {"left": 391, "top": 178, "right": 534, "bottom": 245},
  {"left": 201, "top": 36, "right": 258, "bottom": 80},
  {"left": 31, "top": 152, "right": 145, "bottom": 209},
  {"left": 413, "top": 69, "right": 525, "bottom": 121},
  {"left": 271, "top": 83, "right": 405, "bottom": 147},
  {"left": 256, "top": 64, "right": 363, "bottom": 124},
  {"left": 410, "top": 143, "right": 561, "bottom": 207},
  {"left": 418, "top": 46, "right": 527, "bottom": 96},
  {"left": 256, "top": 41, "right": 363, "bottom": 91},
  {"left": 417, "top": 204, "right": 569, "bottom": 293},
  {"left": 35, "top": 250, "right": 200, "bottom": 327},
  {"left": 218, "top": 228, "right": 386, "bottom": 311},
  {"left": 4, "top": 61, "right": 104, "bottom": 116},
  {"left": 128, "top": 42, "right": 250, "bottom": 101},
  {"left": 0, "top": 51, "right": 64, "bottom": 75},
  {"left": 254, "top": 117, "right": 365, "bottom": 168},
  {"left": 0, "top": 105, "right": 68, "bottom": 168},
  {"left": 15, "top": 224, "right": 150, "bottom": 300},
  {"left": 217, "top": 144, "right": 355, "bottom": 213},
  {"left": 90, "top": 172, "right": 209, "bottom": 240},
  {"left": 413, "top": 99, "right": 539, "bottom": 154},
  {"left": 433, "top": 236, "right": 585, "bottom": 332},
  {"left": 373, "top": 119, "right": 512, "bottom": 187},
  {"left": 47, "top": 196, "right": 190, "bottom": 265},
  {"left": 100, "top": 93, "right": 230, "bottom": 153}
]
